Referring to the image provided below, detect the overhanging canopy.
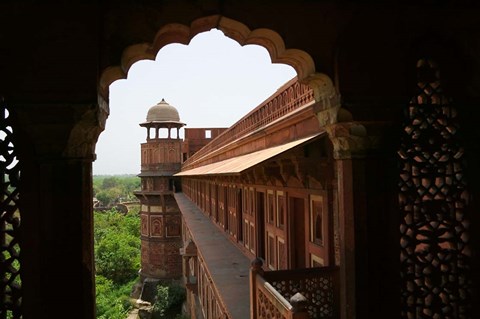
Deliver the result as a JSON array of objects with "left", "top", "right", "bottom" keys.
[{"left": 175, "top": 132, "right": 323, "bottom": 177}]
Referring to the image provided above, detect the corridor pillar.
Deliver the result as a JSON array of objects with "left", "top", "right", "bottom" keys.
[
  {"left": 12, "top": 102, "right": 106, "bottom": 319},
  {"left": 326, "top": 121, "right": 398, "bottom": 319}
]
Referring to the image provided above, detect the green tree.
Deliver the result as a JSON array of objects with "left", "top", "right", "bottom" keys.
[
  {"left": 93, "top": 175, "right": 141, "bottom": 205},
  {"left": 153, "top": 283, "right": 186, "bottom": 318},
  {"left": 96, "top": 187, "right": 123, "bottom": 206},
  {"left": 94, "top": 208, "right": 140, "bottom": 244},
  {"left": 94, "top": 208, "right": 141, "bottom": 318},
  {"left": 96, "top": 275, "right": 133, "bottom": 319},
  {"left": 102, "top": 176, "right": 120, "bottom": 189},
  {"left": 95, "top": 227, "right": 140, "bottom": 284}
]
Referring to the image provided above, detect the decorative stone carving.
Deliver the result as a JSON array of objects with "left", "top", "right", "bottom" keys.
[
  {"left": 325, "top": 122, "right": 369, "bottom": 159},
  {"left": 279, "top": 158, "right": 296, "bottom": 186},
  {"left": 0, "top": 99, "right": 22, "bottom": 318},
  {"left": 263, "top": 162, "right": 284, "bottom": 186},
  {"left": 399, "top": 58, "right": 471, "bottom": 318},
  {"left": 166, "top": 215, "right": 181, "bottom": 237},
  {"left": 150, "top": 216, "right": 163, "bottom": 237}
]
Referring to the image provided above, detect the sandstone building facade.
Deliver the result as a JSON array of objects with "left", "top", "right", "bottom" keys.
[{"left": 176, "top": 78, "right": 339, "bottom": 319}]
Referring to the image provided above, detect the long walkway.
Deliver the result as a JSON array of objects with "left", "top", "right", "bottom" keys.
[{"left": 174, "top": 193, "right": 251, "bottom": 319}]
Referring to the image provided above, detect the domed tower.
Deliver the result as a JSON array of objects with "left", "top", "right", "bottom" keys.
[{"left": 135, "top": 99, "right": 185, "bottom": 280}]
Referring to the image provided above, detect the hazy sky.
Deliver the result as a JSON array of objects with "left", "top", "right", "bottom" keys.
[{"left": 93, "top": 29, "right": 296, "bottom": 175}]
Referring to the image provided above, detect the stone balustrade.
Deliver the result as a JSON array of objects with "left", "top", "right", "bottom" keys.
[
  {"left": 250, "top": 258, "right": 339, "bottom": 319},
  {"left": 183, "top": 78, "right": 315, "bottom": 170}
]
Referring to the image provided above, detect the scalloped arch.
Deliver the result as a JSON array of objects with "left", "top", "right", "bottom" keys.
[{"left": 98, "top": 15, "right": 336, "bottom": 108}]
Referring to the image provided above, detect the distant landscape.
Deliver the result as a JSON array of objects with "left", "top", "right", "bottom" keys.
[
  {"left": 93, "top": 174, "right": 140, "bottom": 208},
  {"left": 93, "top": 175, "right": 141, "bottom": 318}
]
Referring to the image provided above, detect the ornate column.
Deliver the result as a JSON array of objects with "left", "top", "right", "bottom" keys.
[
  {"left": 12, "top": 102, "right": 106, "bottom": 319},
  {"left": 326, "top": 120, "right": 397, "bottom": 319},
  {"left": 326, "top": 122, "right": 367, "bottom": 319}
]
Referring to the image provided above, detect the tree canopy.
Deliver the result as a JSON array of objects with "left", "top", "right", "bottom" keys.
[
  {"left": 93, "top": 175, "right": 140, "bottom": 207},
  {"left": 94, "top": 207, "right": 140, "bottom": 318}
]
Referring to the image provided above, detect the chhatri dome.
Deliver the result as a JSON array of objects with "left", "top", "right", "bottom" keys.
[{"left": 144, "top": 98, "right": 184, "bottom": 124}]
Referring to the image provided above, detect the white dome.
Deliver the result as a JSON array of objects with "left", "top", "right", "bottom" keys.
[{"left": 146, "top": 99, "right": 181, "bottom": 123}]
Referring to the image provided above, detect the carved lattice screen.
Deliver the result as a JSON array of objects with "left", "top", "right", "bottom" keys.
[
  {"left": 398, "top": 58, "right": 470, "bottom": 318},
  {"left": 0, "top": 98, "right": 21, "bottom": 319}
]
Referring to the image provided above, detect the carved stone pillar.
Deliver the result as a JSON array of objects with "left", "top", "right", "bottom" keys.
[
  {"left": 12, "top": 102, "right": 105, "bottom": 319},
  {"left": 326, "top": 120, "right": 398, "bottom": 319},
  {"left": 325, "top": 121, "right": 375, "bottom": 319},
  {"left": 326, "top": 122, "right": 365, "bottom": 319}
]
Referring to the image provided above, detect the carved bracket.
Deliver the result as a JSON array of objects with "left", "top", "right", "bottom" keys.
[
  {"left": 263, "top": 162, "right": 285, "bottom": 186},
  {"left": 325, "top": 122, "right": 378, "bottom": 159},
  {"left": 279, "top": 158, "right": 296, "bottom": 186},
  {"left": 291, "top": 157, "right": 326, "bottom": 189}
]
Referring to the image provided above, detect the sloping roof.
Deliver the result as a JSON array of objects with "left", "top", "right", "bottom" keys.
[{"left": 175, "top": 132, "right": 323, "bottom": 176}]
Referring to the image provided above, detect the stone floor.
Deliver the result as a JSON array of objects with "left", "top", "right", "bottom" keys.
[{"left": 174, "top": 193, "right": 251, "bottom": 319}]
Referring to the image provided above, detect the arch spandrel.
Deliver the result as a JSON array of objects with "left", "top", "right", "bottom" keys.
[
  {"left": 151, "top": 23, "right": 191, "bottom": 53},
  {"left": 190, "top": 15, "right": 222, "bottom": 38},
  {"left": 277, "top": 49, "right": 316, "bottom": 81},
  {"left": 216, "top": 16, "right": 251, "bottom": 45},
  {"left": 121, "top": 43, "right": 155, "bottom": 74},
  {"left": 98, "top": 66, "right": 126, "bottom": 105},
  {"left": 243, "top": 28, "right": 285, "bottom": 58},
  {"left": 98, "top": 15, "right": 337, "bottom": 111}
]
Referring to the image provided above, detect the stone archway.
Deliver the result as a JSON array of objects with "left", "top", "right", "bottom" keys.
[
  {"left": 97, "top": 15, "right": 338, "bottom": 131},
  {"left": 92, "top": 14, "right": 343, "bottom": 317}
]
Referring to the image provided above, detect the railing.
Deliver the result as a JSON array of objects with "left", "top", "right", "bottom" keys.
[
  {"left": 183, "top": 78, "right": 315, "bottom": 170},
  {"left": 250, "top": 259, "right": 339, "bottom": 319}
]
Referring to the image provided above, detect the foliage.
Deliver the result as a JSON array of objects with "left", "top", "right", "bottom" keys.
[
  {"left": 93, "top": 175, "right": 140, "bottom": 206},
  {"left": 96, "top": 275, "right": 135, "bottom": 319},
  {"left": 94, "top": 208, "right": 140, "bottom": 284},
  {"left": 153, "top": 285, "right": 170, "bottom": 317},
  {"left": 153, "top": 283, "right": 186, "bottom": 318},
  {"left": 94, "top": 207, "right": 140, "bottom": 243},
  {"left": 95, "top": 231, "right": 140, "bottom": 284},
  {"left": 94, "top": 207, "right": 141, "bottom": 318}
]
